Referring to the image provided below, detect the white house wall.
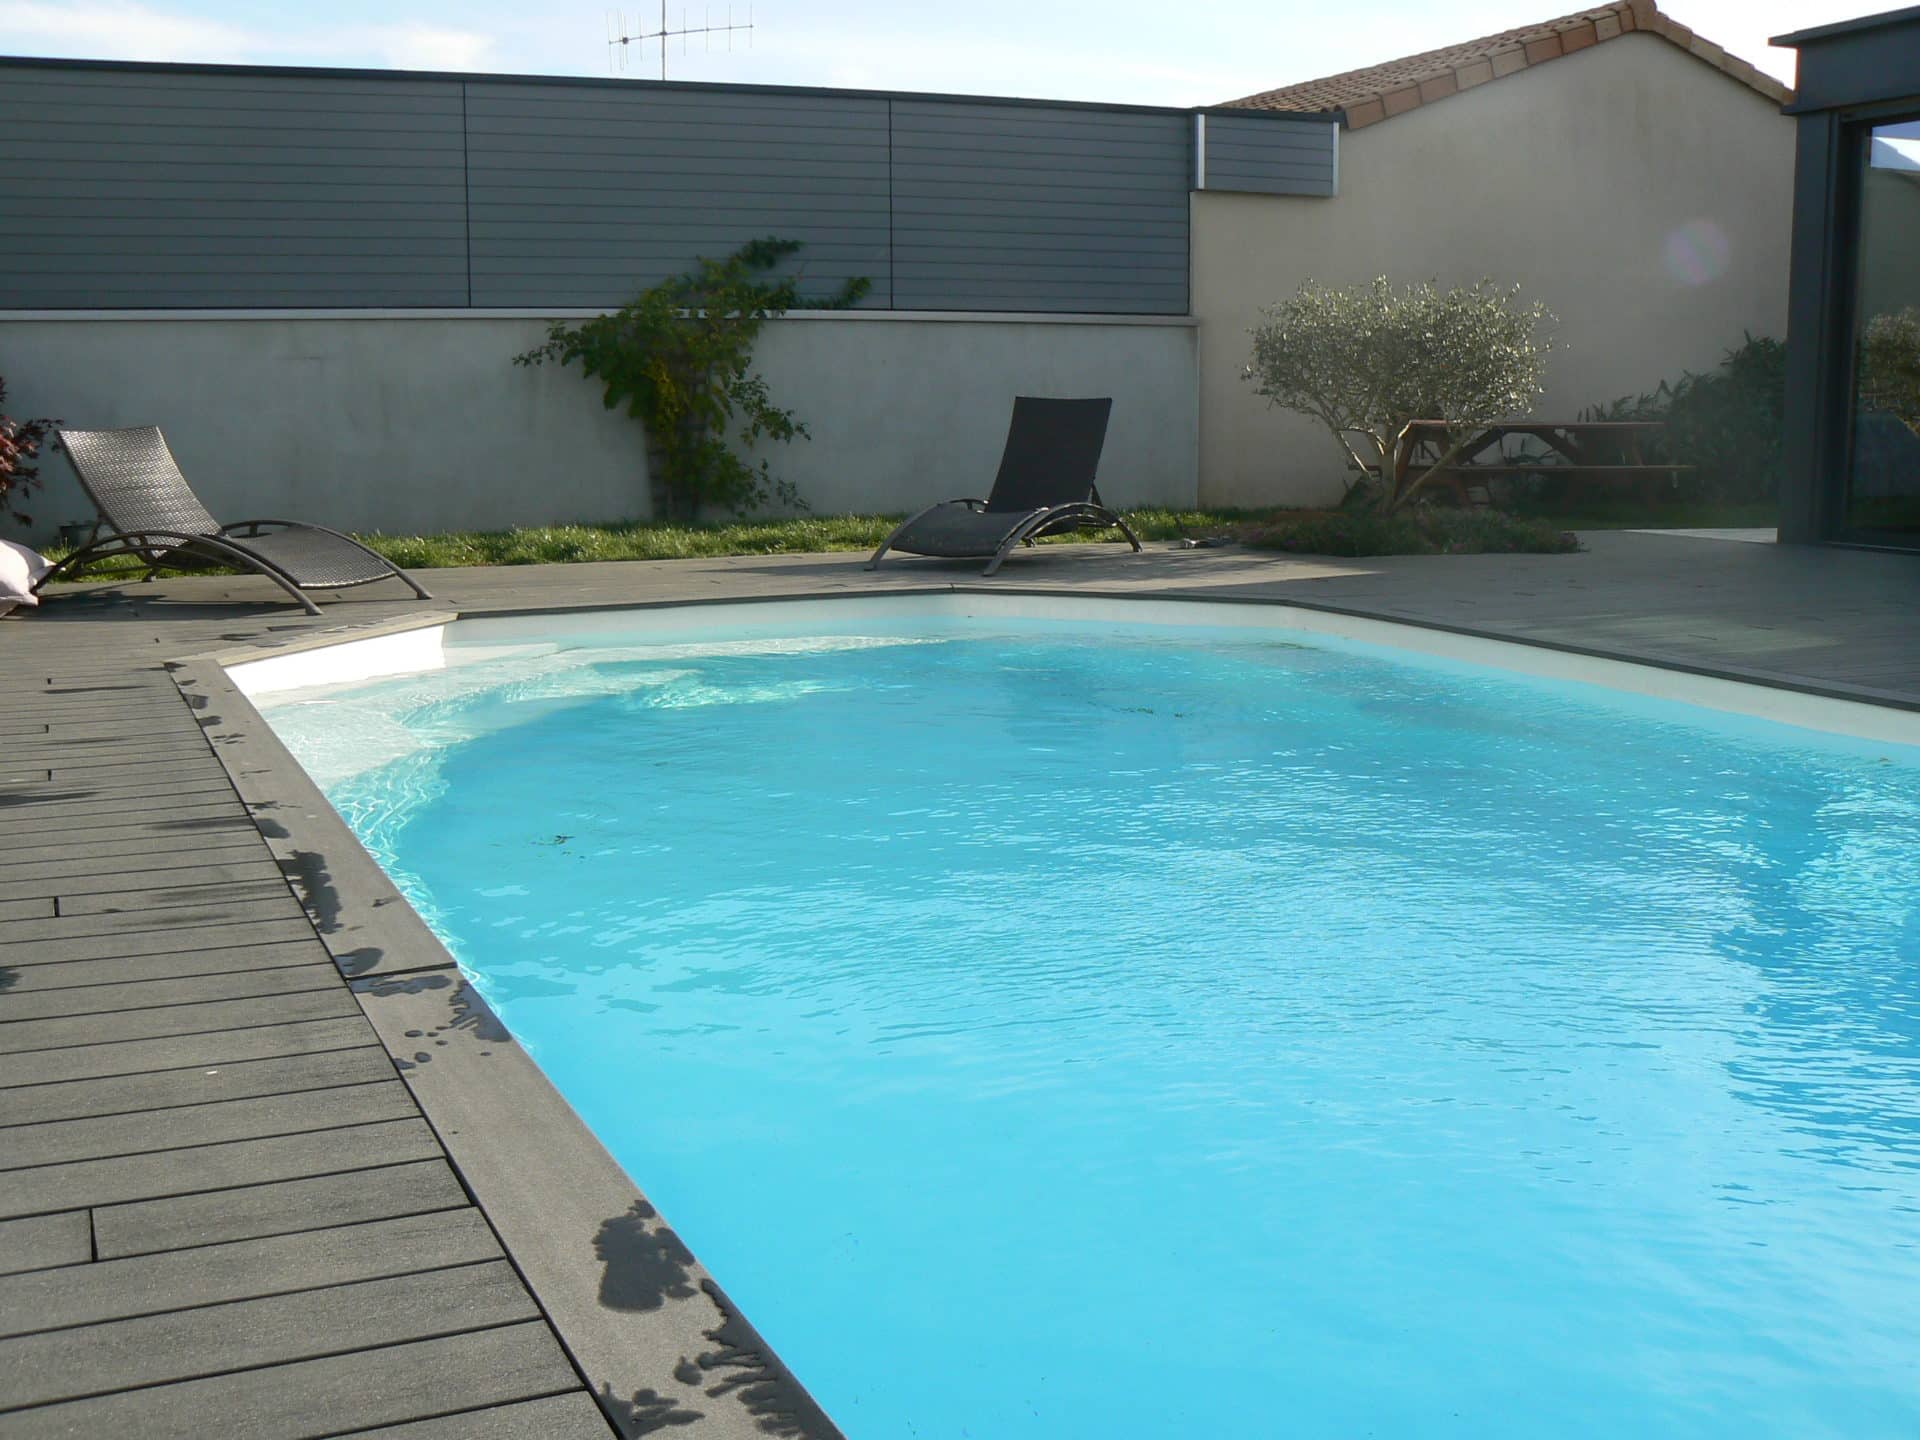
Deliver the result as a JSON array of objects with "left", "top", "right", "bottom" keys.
[{"left": 1193, "top": 32, "right": 1796, "bottom": 508}]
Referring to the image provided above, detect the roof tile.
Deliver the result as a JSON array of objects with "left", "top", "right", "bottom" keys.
[
  {"left": 1222, "top": 0, "right": 1791, "bottom": 122},
  {"left": 1455, "top": 58, "right": 1495, "bottom": 89}
]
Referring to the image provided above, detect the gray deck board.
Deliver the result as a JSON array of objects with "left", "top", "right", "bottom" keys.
[
  {"left": 0, "top": 810, "right": 257, "bottom": 850},
  {"left": 0, "top": 1013, "right": 379, "bottom": 1088},
  {"left": 56, "top": 875, "right": 296, "bottom": 916},
  {"left": 8, "top": 914, "right": 328, "bottom": 966},
  {"left": 0, "top": 858, "right": 285, "bottom": 905},
  {"left": 4, "top": 532, "right": 1913, "bottom": 1440},
  {"left": 0, "top": 1210, "right": 92, "bottom": 1276},
  {"left": 0, "top": 1043, "right": 397, "bottom": 1126},
  {"left": 93, "top": 1158, "right": 471, "bottom": 1259},
  {"left": 0, "top": 1208, "right": 502, "bottom": 1341},
  {"left": 0, "top": 939, "right": 327, "bottom": 994},
  {"left": 0, "top": 770, "right": 240, "bottom": 802},
  {"left": 0, "top": 1116, "right": 445, "bottom": 1218},
  {"left": 0, "top": 783, "right": 242, "bottom": 825},
  {"left": 334, "top": 1393, "right": 620, "bottom": 1439},
  {"left": 0, "top": 986, "right": 359, "bottom": 1054},
  {"left": 0, "top": 826, "right": 261, "bottom": 872},
  {"left": 0, "top": 961, "right": 345, "bottom": 1024},
  {"left": 0, "top": 799, "right": 250, "bottom": 842},
  {"left": 0, "top": 1320, "right": 586, "bottom": 1440},
  {"left": 0, "top": 1078, "right": 417, "bottom": 1169},
  {"left": 0, "top": 1261, "right": 538, "bottom": 1410}
]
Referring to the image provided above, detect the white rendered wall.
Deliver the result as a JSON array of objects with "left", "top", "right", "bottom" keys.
[
  {"left": 0, "top": 311, "right": 1198, "bottom": 544},
  {"left": 1191, "top": 33, "right": 1797, "bottom": 508}
]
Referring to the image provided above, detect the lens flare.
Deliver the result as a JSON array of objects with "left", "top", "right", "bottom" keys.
[{"left": 1663, "top": 219, "right": 1731, "bottom": 286}]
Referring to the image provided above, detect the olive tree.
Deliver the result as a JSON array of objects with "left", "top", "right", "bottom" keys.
[{"left": 1243, "top": 277, "right": 1555, "bottom": 512}]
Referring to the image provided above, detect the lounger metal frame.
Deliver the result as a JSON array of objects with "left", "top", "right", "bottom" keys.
[
  {"left": 867, "top": 496, "right": 1141, "bottom": 576},
  {"left": 32, "top": 426, "right": 431, "bottom": 614}
]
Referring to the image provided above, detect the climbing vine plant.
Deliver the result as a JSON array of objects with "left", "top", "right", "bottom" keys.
[{"left": 515, "top": 238, "right": 870, "bottom": 519}]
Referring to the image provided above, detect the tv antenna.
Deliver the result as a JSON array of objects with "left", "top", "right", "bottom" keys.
[{"left": 608, "top": 5, "right": 754, "bottom": 81}]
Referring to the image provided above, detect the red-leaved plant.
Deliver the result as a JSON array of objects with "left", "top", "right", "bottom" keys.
[{"left": 0, "top": 375, "right": 59, "bottom": 527}]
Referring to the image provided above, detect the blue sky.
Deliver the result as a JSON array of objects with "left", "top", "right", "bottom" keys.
[{"left": 0, "top": 1, "right": 1895, "bottom": 104}]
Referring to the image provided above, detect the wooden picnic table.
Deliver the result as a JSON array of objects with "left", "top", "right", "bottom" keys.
[{"left": 1393, "top": 420, "right": 1687, "bottom": 507}]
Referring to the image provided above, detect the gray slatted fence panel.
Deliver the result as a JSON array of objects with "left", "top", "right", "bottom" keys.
[
  {"left": 1201, "top": 114, "right": 1338, "bottom": 198},
  {"left": 0, "top": 64, "right": 467, "bottom": 307},
  {"left": 889, "top": 100, "right": 1191, "bottom": 313},
  {"left": 463, "top": 82, "right": 890, "bottom": 308}
]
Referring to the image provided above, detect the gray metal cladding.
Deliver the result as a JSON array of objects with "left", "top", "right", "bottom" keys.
[
  {"left": 890, "top": 100, "right": 1193, "bottom": 313},
  {"left": 463, "top": 82, "right": 890, "bottom": 308},
  {"left": 1201, "top": 114, "right": 1339, "bottom": 198},
  {"left": 0, "top": 61, "right": 1335, "bottom": 313},
  {"left": 0, "top": 63, "right": 469, "bottom": 307}
]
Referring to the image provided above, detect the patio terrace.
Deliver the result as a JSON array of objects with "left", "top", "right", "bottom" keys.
[{"left": 2, "top": 529, "right": 1917, "bottom": 1438}]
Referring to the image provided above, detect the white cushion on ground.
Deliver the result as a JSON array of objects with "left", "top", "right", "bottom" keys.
[{"left": 0, "top": 539, "right": 50, "bottom": 618}]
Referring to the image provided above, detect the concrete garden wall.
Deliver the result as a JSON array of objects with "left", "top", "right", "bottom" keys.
[{"left": 0, "top": 310, "right": 1198, "bottom": 544}]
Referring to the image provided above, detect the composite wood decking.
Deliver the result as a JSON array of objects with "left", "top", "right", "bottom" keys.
[
  {"left": 0, "top": 652, "right": 614, "bottom": 1437},
  {"left": 1, "top": 530, "right": 1916, "bottom": 1437}
]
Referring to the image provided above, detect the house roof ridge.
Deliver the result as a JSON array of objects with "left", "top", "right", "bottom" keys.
[{"left": 1221, "top": 0, "right": 1792, "bottom": 129}]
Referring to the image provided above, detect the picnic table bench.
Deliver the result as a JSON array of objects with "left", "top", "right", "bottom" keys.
[{"left": 1393, "top": 420, "right": 1689, "bottom": 507}]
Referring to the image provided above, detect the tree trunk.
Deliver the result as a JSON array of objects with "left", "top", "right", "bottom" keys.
[
  {"left": 1383, "top": 430, "right": 1476, "bottom": 514},
  {"left": 642, "top": 432, "right": 676, "bottom": 521}
]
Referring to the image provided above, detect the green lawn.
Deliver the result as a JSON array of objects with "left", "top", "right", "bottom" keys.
[
  {"left": 37, "top": 499, "right": 1775, "bottom": 581},
  {"left": 39, "top": 508, "right": 1247, "bottom": 578}
]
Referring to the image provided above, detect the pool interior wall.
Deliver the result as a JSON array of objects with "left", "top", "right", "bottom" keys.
[
  {"left": 233, "top": 594, "right": 1920, "bottom": 1439},
  {"left": 233, "top": 591, "right": 1920, "bottom": 750}
]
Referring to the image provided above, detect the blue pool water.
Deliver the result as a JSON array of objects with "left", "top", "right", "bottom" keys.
[{"left": 267, "top": 614, "right": 1920, "bottom": 1438}]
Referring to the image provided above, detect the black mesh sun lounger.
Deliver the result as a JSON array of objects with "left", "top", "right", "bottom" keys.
[
  {"left": 33, "top": 426, "right": 431, "bottom": 615},
  {"left": 866, "top": 396, "right": 1140, "bottom": 576}
]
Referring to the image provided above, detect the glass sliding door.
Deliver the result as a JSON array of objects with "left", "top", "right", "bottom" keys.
[{"left": 1844, "top": 117, "right": 1920, "bottom": 544}]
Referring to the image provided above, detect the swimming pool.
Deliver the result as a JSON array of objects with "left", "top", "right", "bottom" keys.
[{"left": 254, "top": 598, "right": 1920, "bottom": 1438}]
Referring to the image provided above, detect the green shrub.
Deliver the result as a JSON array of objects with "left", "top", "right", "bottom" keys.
[
  {"left": 1581, "top": 334, "right": 1786, "bottom": 503},
  {"left": 0, "top": 375, "right": 58, "bottom": 526}
]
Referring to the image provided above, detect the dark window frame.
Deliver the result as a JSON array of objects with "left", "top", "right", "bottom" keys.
[{"left": 1827, "top": 98, "right": 1920, "bottom": 550}]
